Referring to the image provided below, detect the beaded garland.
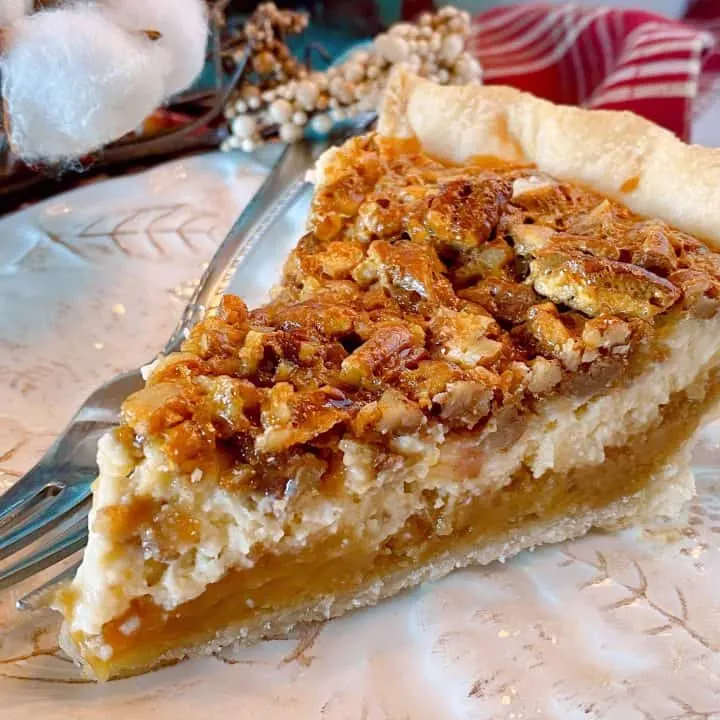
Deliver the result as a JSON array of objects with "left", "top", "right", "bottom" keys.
[{"left": 222, "top": 4, "right": 481, "bottom": 152}]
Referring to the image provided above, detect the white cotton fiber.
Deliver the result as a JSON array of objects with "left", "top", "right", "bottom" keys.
[
  {"left": 0, "top": 0, "right": 31, "bottom": 25},
  {"left": 102, "top": 0, "right": 208, "bottom": 97},
  {"left": 1, "top": 6, "right": 170, "bottom": 161}
]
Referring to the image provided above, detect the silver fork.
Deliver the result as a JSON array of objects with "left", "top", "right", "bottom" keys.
[{"left": 0, "top": 115, "right": 375, "bottom": 604}]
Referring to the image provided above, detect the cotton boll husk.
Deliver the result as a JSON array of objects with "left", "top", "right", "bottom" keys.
[
  {"left": 0, "top": 0, "right": 32, "bottom": 25},
  {"left": 1, "top": 7, "right": 170, "bottom": 162},
  {"left": 102, "top": 0, "right": 208, "bottom": 97}
]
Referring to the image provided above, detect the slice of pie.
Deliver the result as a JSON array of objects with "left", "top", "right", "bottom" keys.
[{"left": 56, "top": 70, "right": 720, "bottom": 680}]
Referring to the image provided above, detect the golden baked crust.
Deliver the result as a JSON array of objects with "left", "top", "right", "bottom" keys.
[
  {"left": 112, "top": 132, "right": 720, "bottom": 525},
  {"left": 378, "top": 69, "right": 720, "bottom": 246},
  {"left": 57, "top": 73, "right": 720, "bottom": 680}
]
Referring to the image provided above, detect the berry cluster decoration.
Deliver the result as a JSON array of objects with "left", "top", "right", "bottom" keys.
[{"left": 222, "top": 4, "right": 481, "bottom": 152}]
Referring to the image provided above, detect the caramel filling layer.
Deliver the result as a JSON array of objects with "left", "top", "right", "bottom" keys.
[{"left": 70, "top": 374, "right": 717, "bottom": 680}]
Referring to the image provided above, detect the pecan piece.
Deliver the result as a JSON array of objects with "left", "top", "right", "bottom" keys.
[
  {"left": 526, "top": 356, "right": 563, "bottom": 395},
  {"left": 429, "top": 307, "right": 503, "bottom": 369},
  {"left": 425, "top": 176, "right": 512, "bottom": 250},
  {"left": 433, "top": 376, "right": 496, "bottom": 429},
  {"left": 521, "top": 303, "right": 583, "bottom": 370},
  {"left": 353, "top": 239, "right": 456, "bottom": 310},
  {"left": 353, "top": 389, "right": 425, "bottom": 436},
  {"left": 459, "top": 277, "right": 540, "bottom": 325},
  {"left": 452, "top": 238, "right": 515, "bottom": 285},
  {"left": 123, "top": 381, "right": 198, "bottom": 436},
  {"left": 340, "top": 324, "right": 420, "bottom": 387},
  {"left": 510, "top": 224, "right": 619, "bottom": 261},
  {"left": 312, "top": 240, "right": 366, "bottom": 279},
  {"left": 530, "top": 249, "right": 680, "bottom": 318},
  {"left": 668, "top": 268, "right": 720, "bottom": 317},
  {"left": 628, "top": 221, "right": 678, "bottom": 276},
  {"left": 256, "top": 383, "right": 349, "bottom": 453}
]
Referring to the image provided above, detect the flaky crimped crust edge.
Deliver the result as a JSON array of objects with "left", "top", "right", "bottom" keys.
[{"left": 376, "top": 69, "right": 720, "bottom": 247}]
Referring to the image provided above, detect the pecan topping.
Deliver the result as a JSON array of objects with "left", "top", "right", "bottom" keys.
[
  {"left": 530, "top": 249, "right": 680, "bottom": 318},
  {"left": 425, "top": 176, "right": 512, "bottom": 250},
  {"left": 117, "top": 133, "right": 720, "bottom": 497}
]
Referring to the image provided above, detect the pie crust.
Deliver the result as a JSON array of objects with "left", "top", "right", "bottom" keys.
[{"left": 55, "top": 70, "right": 720, "bottom": 680}]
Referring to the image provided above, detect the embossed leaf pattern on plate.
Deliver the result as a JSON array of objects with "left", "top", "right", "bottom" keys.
[{"left": 1, "top": 152, "right": 719, "bottom": 720}]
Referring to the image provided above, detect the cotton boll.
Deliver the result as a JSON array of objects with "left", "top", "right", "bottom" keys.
[
  {"left": 1, "top": 7, "right": 170, "bottom": 161},
  {"left": 102, "top": 0, "right": 208, "bottom": 97},
  {"left": 0, "top": 0, "right": 31, "bottom": 25}
]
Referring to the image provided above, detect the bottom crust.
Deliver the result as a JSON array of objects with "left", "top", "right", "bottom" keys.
[
  {"left": 216, "top": 459, "right": 694, "bottom": 661},
  {"left": 64, "top": 441, "right": 695, "bottom": 680},
  {"left": 63, "top": 357, "right": 720, "bottom": 680},
  {"left": 89, "top": 458, "right": 692, "bottom": 678}
]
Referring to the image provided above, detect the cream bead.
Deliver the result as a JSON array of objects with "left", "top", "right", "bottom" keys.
[
  {"left": 441, "top": 34, "right": 464, "bottom": 64},
  {"left": 292, "top": 110, "right": 308, "bottom": 126},
  {"left": 231, "top": 114, "right": 257, "bottom": 139},
  {"left": 374, "top": 33, "right": 409, "bottom": 64},
  {"left": 343, "top": 62, "right": 365, "bottom": 84},
  {"left": 329, "top": 77, "right": 353, "bottom": 104},
  {"left": 240, "top": 138, "right": 256, "bottom": 153},
  {"left": 351, "top": 50, "right": 370, "bottom": 65},
  {"left": 449, "top": 16, "right": 469, "bottom": 33},
  {"left": 310, "top": 113, "right": 333, "bottom": 134},
  {"left": 295, "top": 80, "right": 319, "bottom": 110},
  {"left": 269, "top": 98, "right": 293, "bottom": 123},
  {"left": 389, "top": 22, "right": 414, "bottom": 37},
  {"left": 279, "top": 122, "right": 303, "bottom": 142},
  {"left": 454, "top": 54, "right": 482, "bottom": 81}
]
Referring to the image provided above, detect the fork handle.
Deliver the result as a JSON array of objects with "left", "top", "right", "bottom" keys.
[{"left": 162, "top": 141, "right": 319, "bottom": 356}]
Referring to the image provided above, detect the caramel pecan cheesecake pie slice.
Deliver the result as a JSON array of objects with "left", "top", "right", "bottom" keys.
[{"left": 57, "top": 71, "right": 720, "bottom": 680}]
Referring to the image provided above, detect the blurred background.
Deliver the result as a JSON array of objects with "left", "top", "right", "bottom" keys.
[{"left": 229, "top": 0, "right": 690, "bottom": 39}]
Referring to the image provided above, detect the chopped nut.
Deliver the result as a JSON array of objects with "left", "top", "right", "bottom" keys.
[
  {"left": 238, "top": 330, "right": 268, "bottom": 376},
  {"left": 425, "top": 176, "right": 512, "bottom": 249},
  {"left": 340, "top": 324, "right": 419, "bottom": 387},
  {"left": 257, "top": 384, "right": 349, "bottom": 453},
  {"left": 354, "top": 389, "right": 425, "bottom": 436},
  {"left": 530, "top": 249, "right": 680, "bottom": 318},
  {"left": 507, "top": 223, "right": 555, "bottom": 256},
  {"left": 433, "top": 379, "right": 494, "bottom": 428},
  {"left": 523, "top": 303, "right": 583, "bottom": 371},
  {"left": 123, "top": 382, "right": 197, "bottom": 436},
  {"left": 526, "top": 356, "right": 563, "bottom": 394},
  {"left": 459, "top": 277, "right": 539, "bottom": 325},
  {"left": 452, "top": 238, "right": 515, "bottom": 285},
  {"left": 668, "top": 268, "right": 720, "bottom": 317},
  {"left": 511, "top": 175, "right": 557, "bottom": 200},
  {"left": 628, "top": 222, "right": 678, "bottom": 276},
  {"left": 357, "top": 239, "right": 455, "bottom": 310},
  {"left": 581, "top": 316, "right": 631, "bottom": 350},
  {"left": 430, "top": 307, "right": 502, "bottom": 368},
  {"left": 313, "top": 241, "right": 366, "bottom": 279},
  {"left": 566, "top": 198, "right": 629, "bottom": 236}
]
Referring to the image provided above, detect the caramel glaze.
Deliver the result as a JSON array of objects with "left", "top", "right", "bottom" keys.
[{"left": 106, "top": 134, "right": 720, "bottom": 548}]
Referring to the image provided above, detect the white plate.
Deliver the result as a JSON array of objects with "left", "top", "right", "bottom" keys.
[{"left": 1, "top": 151, "right": 720, "bottom": 720}]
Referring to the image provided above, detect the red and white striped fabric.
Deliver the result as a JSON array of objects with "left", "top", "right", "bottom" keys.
[{"left": 467, "top": 3, "right": 720, "bottom": 141}]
